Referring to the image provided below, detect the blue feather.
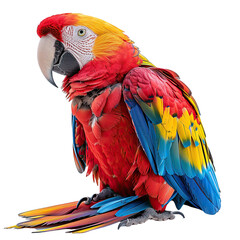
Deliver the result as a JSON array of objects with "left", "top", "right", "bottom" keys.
[
  {"left": 169, "top": 135, "right": 184, "bottom": 175},
  {"left": 90, "top": 196, "right": 123, "bottom": 209},
  {"left": 124, "top": 98, "right": 136, "bottom": 109},
  {"left": 97, "top": 196, "right": 138, "bottom": 214},
  {"left": 123, "top": 85, "right": 221, "bottom": 215},
  {"left": 164, "top": 174, "right": 191, "bottom": 201},
  {"left": 129, "top": 104, "right": 158, "bottom": 174},
  {"left": 207, "top": 164, "right": 220, "bottom": 194},
  {"left": 137, "top": 99, "right": 162, "bottom": 124},
  {"left": 172, "top": 194, "right": 187, "bottom": 209},
  {"left": 72, "top": 115, "right": 85, "bottom": 173},
  {"left": 165, "top": 153, "right": 174, "bottom": 175},
  {"left": 162, "top": 191, "right": 178, "bottom": 208},
  {"left": 180, "top": 156, "right": 195, "bottom": 178},
  {"left": 182, "top": 175, "right": 221, "bottom": 214},
  {"left": 115, "top": 198, "right": 151, "bottom": 217}
]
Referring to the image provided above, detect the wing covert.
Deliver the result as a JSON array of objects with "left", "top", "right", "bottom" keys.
[{"left": 123, "top": 66, "right": 221, "bottom": 214}]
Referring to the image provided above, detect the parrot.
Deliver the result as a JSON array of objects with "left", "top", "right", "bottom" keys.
[{"left": 9, "top": 13, "right": 221, "bottom": 233}]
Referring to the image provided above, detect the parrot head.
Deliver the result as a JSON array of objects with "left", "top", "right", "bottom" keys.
[{"left": 37, "top": 13, "right": 147, "bottom": 97}]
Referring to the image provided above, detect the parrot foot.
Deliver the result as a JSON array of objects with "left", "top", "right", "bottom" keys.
[
  {"left": 76, "top": 186, "right": 118, "bottom": 208},
  {"left": 118, "top": 208, "right": 185, "bottom": 229}
]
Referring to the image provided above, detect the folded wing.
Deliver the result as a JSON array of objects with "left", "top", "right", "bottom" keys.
[{"left": 123, "top": 67, "right": 221, "bottom": 214}]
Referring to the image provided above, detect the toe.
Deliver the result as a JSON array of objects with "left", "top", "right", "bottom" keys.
[{"left": 171, "top": 211, "right": 185, "bottom": 218}]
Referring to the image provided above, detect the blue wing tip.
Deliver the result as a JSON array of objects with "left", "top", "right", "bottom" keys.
[{"left": 91, "top": 195, "right": 150, "bottom": 217}]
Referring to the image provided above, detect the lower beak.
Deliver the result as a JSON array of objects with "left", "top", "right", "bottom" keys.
[{"left": 37, "top": 34, "right": 80, "bottom": 87}]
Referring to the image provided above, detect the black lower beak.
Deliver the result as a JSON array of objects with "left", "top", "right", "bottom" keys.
[{"left": 52, "top": 40, "right": 80, "bottom": 77}]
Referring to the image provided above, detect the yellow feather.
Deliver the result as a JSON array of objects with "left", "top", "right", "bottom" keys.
[
  {"left": 201, "top": 140, "right": 210, "bottom": 167},
  {"left": 171, "top": 117, "right": 178, "bottom": 139},
  {"left": 93, "top": 33, "right": 124, "bottom": 57},
  {"left": 71, "top": 224, "right": 101, "bottom": 233},
  {"left": 139, "top": 54, "right": 155, "bottom": 67},
  {"left": 177, "top": 120, "right": 186, "bottom": 143},
  {"left": 153, "top": 97, "right": 164, "bottom": 118},
  {"left": 196, "top": 141, "right": 206, "bottom": 169},
  {"left": 74, "top": 14, "right": 130, "bottom": 41},
  {"left": 189, "top": 139, "right": 202, "bottom": 172},
  {"left": 198, "top": 124, "right": 206, "bottom": 140},
  {"left": 178, "top": 141, "right": 193, "bottom": 172},
  {"left": 177, "top": 110, "right": 192, "bottom": 145},
  {"left": 161, "top": 108, "right": 177, "bottom": 140},
  {"left": 5, "top": 225, "right": 23, "bottom": 229},
  {"left": 18, "top": 201, "right": 78, "bottom": 218}
]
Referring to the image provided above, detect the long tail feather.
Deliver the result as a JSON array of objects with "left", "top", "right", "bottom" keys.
[
  {"left": 8, "top": 196, "right": 150, "bottom": 233},
  {"left": 19, "top": 201, "right": 79, "bottom": 218}
]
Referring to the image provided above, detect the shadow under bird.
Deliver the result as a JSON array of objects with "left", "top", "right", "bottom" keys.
[{"left": 8, "top": 13, "right": 221, "bottom": 233}]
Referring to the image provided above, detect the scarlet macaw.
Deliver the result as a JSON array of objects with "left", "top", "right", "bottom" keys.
[{"left": 10, "top": 13, "right": 221, "bottom": 232}]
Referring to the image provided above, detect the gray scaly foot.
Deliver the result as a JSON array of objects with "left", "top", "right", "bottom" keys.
[
  {"left": 118, "top": 208, "right": 185, "bottom": 229},
  {"left": 76, "top": 186, "right": 117, "bottom": 208}
]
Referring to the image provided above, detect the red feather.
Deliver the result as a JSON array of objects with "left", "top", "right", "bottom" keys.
[{"left": 37, "top": 13, "right": 79, "bottom": 41}]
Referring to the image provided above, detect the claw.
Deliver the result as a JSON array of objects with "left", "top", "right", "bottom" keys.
[
  {"left": 76, "top": 197, "right": 91, "bottom": 209},
  {"left": 118, "top": 208, "right": 185, "bottom": 229},
  {"left": 118, "top": 220, "right": 128, "bottom": 230},
  {"left": 91, "top": 193, "right": 98, "bottom": 202},
  {"left": 76, "top": 187, "right": 117, "bottom": 209},
  {"left": 171, "top": 211, "right": 185, "bottom": 218}
]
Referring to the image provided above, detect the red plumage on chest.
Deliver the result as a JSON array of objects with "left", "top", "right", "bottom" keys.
[
  {"left": 71, "top": 80, "right": 175, "bottom": 211},
  {"left": 71, "top": 84, "right": 138, "bottom": 196}
]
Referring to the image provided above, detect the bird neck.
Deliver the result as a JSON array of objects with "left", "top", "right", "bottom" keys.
[{"left": 62, "top": 43, "right": 142, "bottom": 100}]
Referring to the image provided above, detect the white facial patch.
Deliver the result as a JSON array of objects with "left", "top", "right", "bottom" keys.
[{"left": 61, "top": 25, "right": 97, "bottom": 69}]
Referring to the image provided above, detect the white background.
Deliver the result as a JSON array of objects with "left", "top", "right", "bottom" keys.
[{"left": 1, "top": 0, "right": 239, "bottom": 239}]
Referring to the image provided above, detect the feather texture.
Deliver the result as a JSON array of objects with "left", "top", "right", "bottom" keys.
[
  {"left": 9, "top": 196, "right": 151, "bottom": 233},
  {"left": 123, "top": 67, "right": 221, "bottom": 214},
  {"left": 10, "top": 13, "right": 221, "bottom": 234}
]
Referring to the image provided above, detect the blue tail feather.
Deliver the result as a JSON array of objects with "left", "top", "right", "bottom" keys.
[
  {"left": 91, "top": 196, "right": 123, "bottom": 209},
  {"left": 115, "top": 198, "right": 151, "bottom": 217},
  {"left": 91, "top": 195, "right": 153, "bottom": 218},
  {"left": 97, "top": 196, "right": 138, "bottom": 214}
]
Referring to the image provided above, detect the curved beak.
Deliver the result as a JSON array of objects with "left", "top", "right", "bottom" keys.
[
  {"left": 37, "top": 35, "right": 58, "bottom": 87},
  {"left": 37, "top": 34, "right": 80, "bottom": 88}
]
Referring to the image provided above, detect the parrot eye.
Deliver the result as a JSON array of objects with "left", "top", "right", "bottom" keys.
[{"left": 78, "top": 29, "right": 86, "bottom": 37}]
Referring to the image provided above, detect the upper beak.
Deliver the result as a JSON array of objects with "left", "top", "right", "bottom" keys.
[
  {"left": 37, "top": 35, "right": 58, "bottom": 87},
  {"left": 37, "top": 34, "right": 80, "bottom": 88}
]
